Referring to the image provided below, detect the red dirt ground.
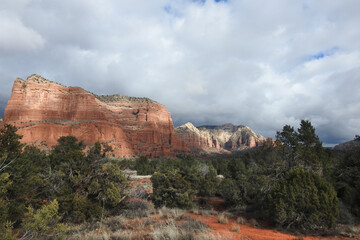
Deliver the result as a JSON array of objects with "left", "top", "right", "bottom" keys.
[
  {"left": 188, "top": 213, "right": 352, "bottom": 240},
  {"left": 189, "top": 198, "right": 353, "bottom": 240}
]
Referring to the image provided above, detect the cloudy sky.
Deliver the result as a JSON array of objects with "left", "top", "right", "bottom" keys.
[{"left": 0, "top": 0, "right": 360, "bottom": 145}]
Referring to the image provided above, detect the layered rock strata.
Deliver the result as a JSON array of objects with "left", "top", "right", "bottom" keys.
[
  {"left": 175, "top": 122, "right": 267, "bottom": 153},
  {"left": 3, "top": 74, "right": 189, "bottom": 157}
]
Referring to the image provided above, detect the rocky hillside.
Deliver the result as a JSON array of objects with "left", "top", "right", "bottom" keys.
[
  {"left": 175, "top": 122, "right": 268, "bottom": 153},
  {"left": 2, "top": 74, "right": 189, "bottom": 157},
  {"left": 333, "top": 139, "right": 360, "bottom": 151}
]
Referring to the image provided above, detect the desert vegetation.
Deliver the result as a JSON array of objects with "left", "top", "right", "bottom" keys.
[
  {"left": 0, "top": 120, "right": 360, "bottom": 239},
  {"left": 0, "top": 125, "right": 128, "bottom": 239}
]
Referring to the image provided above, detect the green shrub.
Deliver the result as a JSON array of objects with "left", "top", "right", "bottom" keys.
[
  {"left": 219, "top": 178, "right": 241, "bottom": 205},
  {"left": 50, "top": 137, "right": 128, "bottom": 223},
  {"left": 334, "top": 146, "right": 360, "bottom": 217},
  {"left": 135, "top": 156, "right": 155, "bottom": 175},
  {"left": 151, "top": 170, "right": 195, "bottom": 209},
  {"left": 0, "top": 173, "right": 11, "bottom": 226},
  {"left": 266, "top": 167, "right": 338, "bottom": 230},
  {"left": 198, "top": 176, "right": 215, "bottom": 198},
  {"left": 123, "top": 199, "right": 155, "bottom": 219},
  {"left": 0, "top": 221, "right": 17, "bottom": 240},
  {"left": 21, "top": 199, "right": 69, "bottom": 240}
]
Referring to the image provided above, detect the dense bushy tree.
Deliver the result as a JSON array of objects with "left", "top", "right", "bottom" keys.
[
  {"left": 276, "top": 124, "right": 298, "bottom": 167},
  {"left": 0, "top": 124, "right": 23, "bottom": 173},
  {"left": 135, "top": 156, "right": 155, "bottom": 175},
  {"left": 298, "top": 120, "right": 321, "bottom": 148},
  {"left": 50, "top": 136, "right": 128, "bottom": 222},
  {"left": 151, "top": 170, "right": 194, "bottom": 208},
  {"left": 275, "top": 120, "right": 326, "bottom": 171},
  {"left": 179, "top": 156, "right": 202, "bottom": 191},
  {"left": 0, "top": 124, "right": 22, "bottom": 156},
  {"left": 6, "top": 146, "right": 50, "bottom": 222},
  {"left": 333, "top": 146, "right": 360, "bottom": 218},
  {"left": 21, "top": 199, "right": 69, "bottom": 240},
  {"left": 0, "top": 172, "right": 12, "bottom": 228},
  {"left": 266, "top": 167, "right": 338, "bottom": 230},
  {"left": 0, "top": 125, "right": 129, "bottom": 236},
  {"left": 206, "top": 120, "right": 342, "bottom": 231},
  {"left": 197, "top": 164, "right": 217, "bottom": 198},
  {"left": 151, "top": 156, "right": 219, "bottom": 208},
  {"left": 0, "top": 126, "right": 52, "bottom": 225},
  {"left": 211, "top": 158, "right": 230, "bottom": 177},
  {"left": 197, "top": 176, "right": 215, "bottom": 198},
  {"left": 219, "top": 178, "right": 241, "bottom": 205},
  {"left": 50, "top": 136, "right": 84, "bottom": 168}
]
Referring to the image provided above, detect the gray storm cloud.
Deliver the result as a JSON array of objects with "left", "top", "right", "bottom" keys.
[{"left": 0, "top": 0, "right": 359, "bottom": 145}]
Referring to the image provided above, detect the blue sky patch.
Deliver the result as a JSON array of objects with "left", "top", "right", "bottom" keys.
[
  {"left": 311, "top": 52, "right": 325, "bottom": 60},
  {"left": 163, "top": 4, "right": 182, "bottom": 18},
  {"left": 307, "top": 46, "right": 339, "bottom": 61},
  {"left": 164, "top": 5, "right": 171, "bottom": 13},
  {"left": 189, "top": 0, "right": 228, "bottom": 5},
  {"left": 192, "top": 0, "right": 206, "bottom": 3}
]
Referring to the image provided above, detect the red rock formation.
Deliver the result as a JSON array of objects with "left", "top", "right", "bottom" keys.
[
  {"left": 175, "top": 122, "right": 267, "bottom": 153},
  {"left": 3, "top": 74, "right": 189, "bottom": 157}
]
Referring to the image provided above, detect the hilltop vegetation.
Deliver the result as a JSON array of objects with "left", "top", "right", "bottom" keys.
[
  {"left": 0, "top": 125, "right": 128, "bottom": 239},
  {"left": 0, "top": 120, "right": 359, "bottom": 239}
]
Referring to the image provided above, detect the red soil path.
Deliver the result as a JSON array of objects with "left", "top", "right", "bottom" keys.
[{"left": 188, "top": 213, "right": 351, "bottom": 240}]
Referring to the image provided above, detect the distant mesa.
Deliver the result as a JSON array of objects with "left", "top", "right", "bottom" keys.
[
  {"left": 175, "top": 122, "right": 269, "bottom": 154},
  {"left": 2, "top": 74, "right": 189, "bottom": 157}
]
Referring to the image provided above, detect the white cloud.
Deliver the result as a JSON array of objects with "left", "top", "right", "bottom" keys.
[
  {"left": 0, "top": 0, "right": 360, "bottom": 144},
  {"left": 0, "top": 12, "right": 45, "bottom": 51}
]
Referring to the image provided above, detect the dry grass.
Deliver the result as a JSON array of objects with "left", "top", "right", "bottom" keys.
[
  {"left": 67, "top": 229, "right": 110, "bottom": 240},
  {"left": 231, "top": 224, "right": 241, "bottom": 233},
  {"left": 190, "top": 208, "right": 199, "bottom": 214},
  {"left": 150, "top": 217, "right": 209, "bottom": 240},
  {"left": 196, "top": 233, "right": 225, "bottom": 240},
  {"left": 123, "top": 198, "right": 155, "bottom": 219},
  {"left": 158, "top": 207, "right": 184, "bottom": 219},
  {"left": 217, "top": 214, "right": 229, "bottom": 224},
  {"left": 104, "top": 215, "right": 127, "bottom": 231},
  {"left": 110, "top": 230, "right": 133, "bottom": 240},
  {"left": 151, "top": 220, "right": 182, "bottom": 240},
  {"left": 179, "top": 218, "right": 209, "bottom": 233},
  {"left": 67, "top": 205, "right": 210, "bottom": 240},
  {"left": 335, "top": 224, "right": 360, "bottom": 238},
  {"left": 198, "top": 209, "right": 218, "bottom": 216},
  {"left": 236, "top": 216, "right": 247, "bottom": 225}
]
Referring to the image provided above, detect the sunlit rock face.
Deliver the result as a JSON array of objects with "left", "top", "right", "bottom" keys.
[
  {"left": 3, "top": 74, "right": 189, "bottom": 157},
  {"left": 175, "top": 122, "right": 267, "bottom": 153}
]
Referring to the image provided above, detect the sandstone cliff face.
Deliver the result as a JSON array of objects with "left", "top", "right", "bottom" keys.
[
  {"left": 3, "top": 74, "right": 188, "bottom": 157},
  {"left": 175, "top": 122, "right": 267, "bottom": 153}
]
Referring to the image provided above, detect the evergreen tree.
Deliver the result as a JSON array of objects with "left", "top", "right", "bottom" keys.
[
  {"left": 151, "top": 170, "right": 194, "bottom": 208},
  {"left": 334, "top": 146, "right": 360, "bottom": 217},
  {"left": 0, "top": 124, "right": 23, "bottom": 173},
  {"left": 276, "top": 124, "right": 299, "bottom": 168},
  {"left": 50, "top": 137, "right": 128, "bottom": 223},
  {"left": 266, "top": 167, "right": 338, "bottom": 230}
]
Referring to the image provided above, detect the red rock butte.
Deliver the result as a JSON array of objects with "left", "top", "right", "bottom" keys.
[{"left": 2, "top": 74, "right": 189, "bottom": 157}]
